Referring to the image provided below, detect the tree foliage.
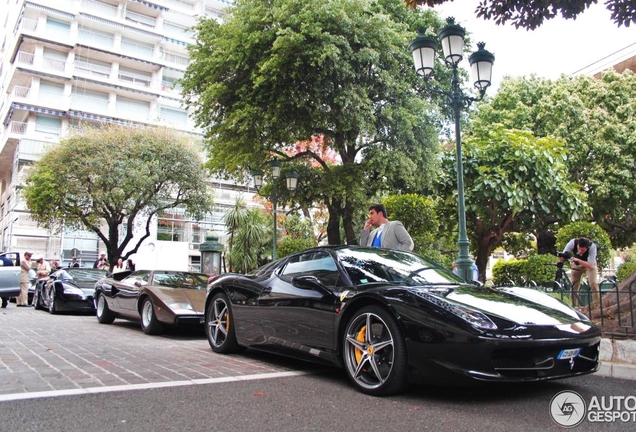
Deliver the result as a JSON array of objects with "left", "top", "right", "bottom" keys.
[
  {"left": 471, "top": 71, "right": 636, "bottom": 247},
  {"left": 434, "top": 126, "right": 589, "bottom": 279},
  {"left": 182, "top": 0, "right": 447, "bottom": 246},
  {"left": 23, "top": 125, "right": 213, "bottom": 270},
  {"left": 405, "top": 1, "right": 636, "bottom": 29}
]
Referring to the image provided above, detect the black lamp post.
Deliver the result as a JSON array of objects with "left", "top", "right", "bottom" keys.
[
  {"left": 409, "top": 17, "right": 494, "bottom": 281},
  {"left": 252, "top": 159, "right": 298, "bottom": 260}
]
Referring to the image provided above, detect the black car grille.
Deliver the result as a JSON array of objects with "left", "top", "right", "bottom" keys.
[{"left": 491, "top": 343, "right": 599, "bottom": 378}]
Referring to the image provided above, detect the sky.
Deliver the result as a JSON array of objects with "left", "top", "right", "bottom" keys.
[{"left": 429, "top": 1, "right": 636, "bottom": 91}]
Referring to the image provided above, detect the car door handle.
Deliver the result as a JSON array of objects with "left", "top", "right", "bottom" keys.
[{"left": 262, "top": 287, "right": 272, "bottom": 295}]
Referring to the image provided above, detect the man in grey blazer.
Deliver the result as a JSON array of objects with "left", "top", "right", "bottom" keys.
[{"left": 360, "top": 204, "right": 414, "bottom": 251}]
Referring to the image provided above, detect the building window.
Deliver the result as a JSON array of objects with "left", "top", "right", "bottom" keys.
[{"left": 34, "top": 116, "right": 61, "bottom": 135}]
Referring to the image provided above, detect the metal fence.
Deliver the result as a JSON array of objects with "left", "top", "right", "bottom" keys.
[{"left": 495, "top": 278, "right": 636, "bottom": 338}]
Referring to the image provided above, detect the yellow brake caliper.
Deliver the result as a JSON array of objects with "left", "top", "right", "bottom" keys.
[{"left": 354, "top": 325, "right": 367, "bottom": 364}]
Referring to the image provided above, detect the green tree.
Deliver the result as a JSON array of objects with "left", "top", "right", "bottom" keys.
[
  {"left": 405, "top": 1, "right": 635, "bottom": 29},
  {"left": 23, "top": 125, "right": 213, "bottom": 270},
  {"left": 471, "top": 71, "right": 636, "bottom": 248},
  {"left": 182, "top": 0, "right": 447, "bottom": 246},
  {"left": 277, "top": 214, "right": 317, "bottom": 258},
  {"left": 230, "top": 208, "right": 269, "bottom": 273},
  {"left": 223, "top": 197, "right": 250, "bottom": 272},
  {"left": 433, "top": 126, "right": 589, "bottom": 280}
]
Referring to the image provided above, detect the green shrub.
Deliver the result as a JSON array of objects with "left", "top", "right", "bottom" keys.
[
  {"left": 492, "top": 259, "right": 525, "bottom": 285},
  {"left": 276, "top": 237, "right": 316, "bottom": 259},
  {"left": 492, "top": 254, "right": 557, "bottom": 286},
  {"left": 617, "top": 261, "right": 636, "bottom": 282}
]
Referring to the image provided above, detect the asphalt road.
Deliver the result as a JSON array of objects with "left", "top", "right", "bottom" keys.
[{"left": 1, "top": 306, "right": 635, "bottom": 432}]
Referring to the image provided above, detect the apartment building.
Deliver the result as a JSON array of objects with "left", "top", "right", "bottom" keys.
[{"left": 0, "top": 0, "right": 255, "bottom": 272}]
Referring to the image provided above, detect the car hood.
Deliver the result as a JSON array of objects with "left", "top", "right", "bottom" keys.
[
  {"left": 152, "top": 287, "right": 206, "bottom": 313},
  {"left": 418, "top": 285, "right": 587, "bottom": 326}
]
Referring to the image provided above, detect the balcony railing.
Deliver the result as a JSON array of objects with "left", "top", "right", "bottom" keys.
[
  {"left": 125, "top": 10, "right": 157, "bottom": 28},
  {"left": 9, "top": 122, "right": 27, "bottom": 134},
  {"left": 16, "top": 51, "right": 35, "bottom": 66},
  {"left": 81, "top": 0, "right": 118, "bottom": 18},
  {"left": 163, "top": 52, "right": 189, "bottom": 67},
  {"left": 74, "top": 60, "right": 111, "bottom": 78},
  {"left": 20, "top": 18, "right": 38, "bottom": 33},
  {"left": 118, "top": 70, "right": 151, "bottom": 87},
  {"left": 12, "top": 86, "right": 31, "bottom": 98}
]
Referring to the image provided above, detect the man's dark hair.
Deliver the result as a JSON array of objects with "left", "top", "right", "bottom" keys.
[
  {"left": 369, "top": 203, "right": 388, "bottom": 218},
  {"left": 577, "top": 237, "right": 591, "bottom": 248}
]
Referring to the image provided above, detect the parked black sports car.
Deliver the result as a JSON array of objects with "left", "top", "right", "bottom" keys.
[
  {"left": 94, "top": 270, "right": 208, "bottom": 335},
  {"left": 204, "top": 246, "right": 601, "bottom": 396},
  {"left": 33, "top": 268, "right": 108, "bottom": 314}
]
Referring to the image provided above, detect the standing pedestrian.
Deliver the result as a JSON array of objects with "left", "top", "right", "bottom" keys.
[
  {"left": 93, "top": 252, "right": 108, "bottom": 269},
  {"left": 68, "top": 257, "right": 80, "bottom": 268},
  {"left": 559, "top": 237, "right": 600, "bottom": 306},
  {"left": 360, "top": 203, "right": 414, "bottom": 251},
  {"left": 17, "top": 251, "right": 33, "bottom": 307},
  {"left": 126, "top": 259, "right": 136, "bottom": 272},
  {"left": 113, "top": 258, "right": 126, "bottom": 273}
]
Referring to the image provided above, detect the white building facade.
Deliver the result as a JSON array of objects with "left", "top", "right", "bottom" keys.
[{"left": 0, "top": 0, "right": 258, "bottom": 271}]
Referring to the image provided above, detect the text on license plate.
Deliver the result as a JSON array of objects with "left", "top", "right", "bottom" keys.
[{"left": 558, "top": 348, "right": 581, "bottom": 360}]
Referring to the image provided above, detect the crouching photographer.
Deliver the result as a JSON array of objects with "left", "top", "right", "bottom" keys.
[{"left": 558, "top": 237, "right": 600, "bottom": 307}]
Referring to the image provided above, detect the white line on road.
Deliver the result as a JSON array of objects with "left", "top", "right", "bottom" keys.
[{"left": 0, "top": 370, "right": 311, "bottom": 402}]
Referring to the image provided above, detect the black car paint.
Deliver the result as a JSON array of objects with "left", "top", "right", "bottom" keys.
[
  {"left": 205, "top": 246, "right": 601, "bottom": 385},
  {"left": 36, "top": 268, "right": 108, "bottom": 313}
]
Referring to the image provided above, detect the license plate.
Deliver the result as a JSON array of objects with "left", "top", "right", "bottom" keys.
[{"left": 558, "top": 348, "right": 581, "bottom": 360}]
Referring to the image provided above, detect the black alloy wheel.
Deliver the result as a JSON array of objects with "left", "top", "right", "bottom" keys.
[
  {"left": 342, "top": 305, "right": 408, "bottom": 396},
  {"left": 206, "top": 292, "right": 239, "bottom": 353}
]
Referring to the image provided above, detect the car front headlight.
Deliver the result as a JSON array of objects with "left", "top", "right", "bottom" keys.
[
  {"left": 63, "top": 287, "right": 85, "bottom": 297},
  {"left": 415, "top": 289, "right": 498, "bottom": 330}
]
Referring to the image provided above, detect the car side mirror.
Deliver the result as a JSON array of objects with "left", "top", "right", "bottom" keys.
[{"left": 291, "top": 275, "right": 330, "bottom": 294}]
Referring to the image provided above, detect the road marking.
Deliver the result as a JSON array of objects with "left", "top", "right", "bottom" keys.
[{"left": 0, "top": 370, "right": 311, "bottom": 402}]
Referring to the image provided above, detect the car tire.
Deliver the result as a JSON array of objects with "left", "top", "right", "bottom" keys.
[
  {"left": 206, "top": 292, "right": 239, "bottom": 353},
  {"left": 140, "top": 298, "right": 164, "bottom": 335},
  {"left": 96, "top": 293, "right": 116, "bottom": 324},
  {"left": 47, "top": 288, "right": 57, "bottom": 314},
  {"left": 342, "top": 305, "right": 408, "bottom": 396},
  {"left": 33, "top": 289, "right": 43, "bottom": 310}
]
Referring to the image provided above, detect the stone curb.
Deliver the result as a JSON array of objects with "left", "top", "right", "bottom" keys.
[{"left": 598, "top": 338, "right": 636, "bottom": 380}]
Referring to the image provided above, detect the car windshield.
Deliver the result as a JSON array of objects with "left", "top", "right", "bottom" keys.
[
  {"left": 152, "top": 272, "right": 209, "bottom": 289},
  {"left": 336, "top": 247, "right": 464, "bottom": 287},
  {"left": 57, "top": 269, "right": 108, "bottom": 282}
]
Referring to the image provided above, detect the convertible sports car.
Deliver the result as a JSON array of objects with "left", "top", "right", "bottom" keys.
[
  {"left": 94, "top": 270, "right": 208, "bottom": 335},
  {"left": 33, "top": 268, "right": 107, "bottom": 314},
  {"left": 204, "top": 246, "right": 601, "bottom": 396}
]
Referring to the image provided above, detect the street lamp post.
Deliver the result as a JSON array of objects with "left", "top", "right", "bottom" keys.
[
  {"left": 252, "top": 159, "right": 298, "bottom": 261},
  {"left": 409, "top": 18, "right": 494, "bottom": 281}
]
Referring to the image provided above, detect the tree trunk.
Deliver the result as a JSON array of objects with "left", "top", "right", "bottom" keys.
[
  {"left": 589, "top": 273, "right": 636, "bottom": 336},
  {"left": 343, "top": 200, "right": 356, "bottom": 245},
  {"left": 536, "top": 227, "right": 557, "bottom": 255},
  {"left": 326, "top": 201, "right": 342, "bottom": 245}
]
